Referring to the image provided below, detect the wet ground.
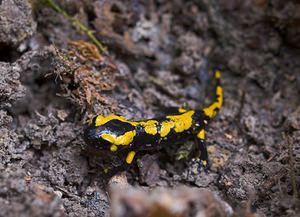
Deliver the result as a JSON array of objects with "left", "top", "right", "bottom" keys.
[{"left": 0, "top": 0, "right": 299, "bottom": 216}]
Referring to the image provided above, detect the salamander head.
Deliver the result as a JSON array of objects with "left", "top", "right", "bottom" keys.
[{"left": 84, "top": 118, "right": 137, "bottom": 151}]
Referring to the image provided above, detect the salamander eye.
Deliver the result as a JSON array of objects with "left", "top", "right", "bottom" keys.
[
  {"left": 136, "top": 125, "right": 143, "bottom": 131},
  {"left": 84, "top": 126, "right": 112, "bottom": 150}
]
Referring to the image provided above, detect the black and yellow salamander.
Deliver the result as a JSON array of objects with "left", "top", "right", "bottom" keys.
[{"left": 84, "top": 70, "right": 223, "bottom": 171}]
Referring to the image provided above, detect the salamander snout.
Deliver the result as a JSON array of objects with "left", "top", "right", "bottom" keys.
[{"left": 83, "top": 125, "right": 111, "bottom": 150}]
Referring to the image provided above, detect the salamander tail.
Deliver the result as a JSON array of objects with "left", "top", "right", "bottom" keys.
[{"left": 202, "top": 70, "right": 223, "bottom": 119}]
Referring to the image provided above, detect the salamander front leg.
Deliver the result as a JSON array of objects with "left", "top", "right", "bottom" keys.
[
  {"left": 196, "top": 129, "right": 209, "bottom": 171},
  {"left": 102, "top": 149, "right": 136, "bottom": 175}
]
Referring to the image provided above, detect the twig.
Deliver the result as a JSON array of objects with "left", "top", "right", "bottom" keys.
[
  {"left": 285, "top": 133, "right": 298, "bottom": 200},
  {"left": 43, "top": 0, "right": 107, "bottom": 54}
]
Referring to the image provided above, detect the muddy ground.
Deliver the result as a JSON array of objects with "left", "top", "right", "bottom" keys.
[{"left": 0, "top": 0, "right": 299, "bottom": 217}]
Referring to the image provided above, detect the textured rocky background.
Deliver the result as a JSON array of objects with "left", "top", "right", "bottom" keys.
[{"left": 0, "top": 0, "right": 299, "bottom": 216}]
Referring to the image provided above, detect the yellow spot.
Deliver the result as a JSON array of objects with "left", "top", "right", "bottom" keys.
[
  {"left": 197, "top": 129, "right": 205, "bottom": 139},
  {"left": 95, "top": 115, "right": 139, "bottom": 127},
  {"left": 203, "top": 107, "right": 215, "bottom": 119},
  {"left": 215, "top": 70, "right": 221, "bottom": 79},
  {"left": 178, "top": 108, "right": 187, "bottom": 113},
  {"left": 202, "top": 160, "right": 207, "bottom": 167},
  {"left": 167, "top": 111, "right": 195, "bottom": 133},
  {"left": 160, "top": 110, "right": 195, "bottom": 137},
  {"left": 126, "top": 151, "right": 136, "bottom": 164},
  {"left": 217, "top": 86, "right": 223, "bottom": 104},
  {"left": 110, "top": 144, "right": 118, "bottom": 152},
  {"left": 101, "top": 131, "right": 136, "bottom": 146},
  {"left": 140, "top": 120, "right": 158, "bottom": 135},
  {"left": 160, "top": 121, "right": 175, "bottom": 137},
  {"left": 96, "top": 115, "right": 125, "bottom": 126}
]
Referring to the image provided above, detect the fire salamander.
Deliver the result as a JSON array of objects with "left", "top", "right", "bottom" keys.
[{"left": 84, "top": 70, "right": 223, "bottom": 171}]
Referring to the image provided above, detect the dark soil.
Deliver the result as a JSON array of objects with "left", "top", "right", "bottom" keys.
[{"left": 0, "top": 0, "right": 299, "bottom": 216}]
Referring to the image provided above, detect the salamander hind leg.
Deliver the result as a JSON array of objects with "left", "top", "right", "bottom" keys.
[{"left": 195, "top": 129, "right": 209, "bottom": 172}]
